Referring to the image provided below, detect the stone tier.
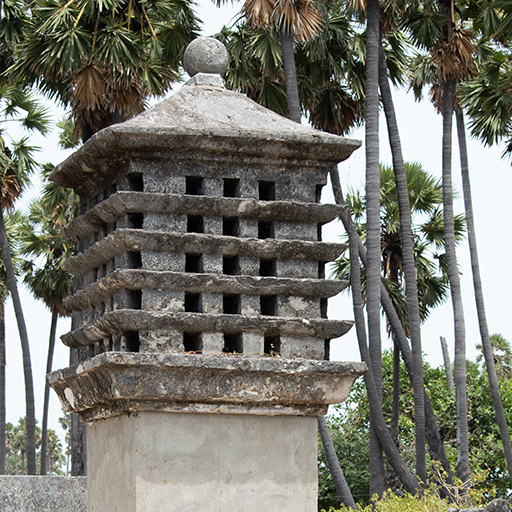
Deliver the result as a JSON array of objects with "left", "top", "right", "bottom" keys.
[
  {"left": 64, "top": 270, "right": 348, "bottom": 311},
  {"left": 48, "top": 352, "right": 367, "bottom": 421},
  {"left": 66, "top": 229, "right": 345, "bottom": 277},
  {"left": 61, "top": 310, "right": 354, "bottom": 348},
  {"left": 66, "top": 192, "right": 343, "bottom": 242}
]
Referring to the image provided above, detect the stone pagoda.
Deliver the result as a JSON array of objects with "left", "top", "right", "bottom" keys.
[{"left": 49, "top": 37, "right": 366, "bottom": 512}]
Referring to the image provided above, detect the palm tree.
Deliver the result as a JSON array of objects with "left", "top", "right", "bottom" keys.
[
  {"left": 477, "top": 334, "right": 512, "bottom": 380},
  {"left": 10, "top": 0, "right": 200, "bottom": 140},
  {"left": 0, "top": 85, "right": 49, "bottom": 475},
  {"left": 22, "top": 167, "right": 77, "bottom": 475}
]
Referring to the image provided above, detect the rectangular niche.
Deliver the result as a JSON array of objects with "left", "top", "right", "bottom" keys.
[
  {"left": 185, "top": 293, "right": 202, "bottom": 313},
  {"left": 223, "top": 294, "right": 241, "bottom": 315},
  {"left": 186, "top": 176, "right": 204, "bottom": 195},
  {"left": 223, "top": 178, "right": 240, "bottom": 197},
  {"left": 223, "top": 255, "right": 240, "bottom": 275},
  {"left": 258, "top": 221, "right": 274, "bottom": 239},
  {"left": 223, "top": 333, "right": 243, "bottom": 354},
  {"left": 264, "top": 335, "right": 281, "bottom": 356},
  {"left": 223, "top": 217, "right": 239, "bottom": 237},
  {"left": 183, "top": 332, "right": 203, "bottom": 353},
  {"left": 127, "top": 173, "right": 144, "bottom": 192},
  {"left": 185, "top": 253, "right": 203, "bottom": 273},
  {"left": 258, "top": 181, "right": 275, "bottom": 201},
  {"left": 260, "top": 295, "right": 277, "bottom": 316},
  {"left": 187, "top": 215, "right": 204, "bottom": 233},
  {"left": 260, "top": 259, "right": 276, "bottom": 277}
]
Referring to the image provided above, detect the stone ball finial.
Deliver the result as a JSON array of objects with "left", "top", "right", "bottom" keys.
[{"left": 183, "top": 37, "right": 229, "bottom": 77}]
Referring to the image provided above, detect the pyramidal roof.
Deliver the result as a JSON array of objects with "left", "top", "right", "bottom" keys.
[{"left": 51, "top": 37, "right": 360, "bottom": 195}]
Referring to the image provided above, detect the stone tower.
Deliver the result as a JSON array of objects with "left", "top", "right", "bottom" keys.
[{"left": 49, "top": 37, "right": 365, "bottom": 512}]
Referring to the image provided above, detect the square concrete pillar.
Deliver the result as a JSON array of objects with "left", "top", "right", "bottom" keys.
[{"left": 88, "top": 412, "right": 317, "bottom": 512}]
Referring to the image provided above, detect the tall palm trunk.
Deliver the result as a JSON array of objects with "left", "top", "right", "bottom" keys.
[
  {"left": 318, "top": 416, "right": 356, "bottom": 509},
  {"left": 345, "top": 193, "right": 418, "bottom": 493},
  {"left": 378, "top": 42, "right": 426, "bottom": 483},
  {"left": 365, "top": 0, "right": 384, "bottom": 495},
  {"left": 442, "top": 79, "right": 470, "bottom": 482},
  {"left": 40, "top": 311, "right": 58, "bottom": 475},
  {"left": 69, "top": 345, "right": 87, "bottom": 475},
  {"left": 279, "top": 29, "right": 301, "bottom": 123},
  {"left": 0, "top": 211, "right": 36, "bottom": 474},
  {"left": 277, "top": 32, "right": 355, "bottom": 502},
  {"left": 330, "top": 168, "right": 453, "bottom": 484},
  {"left": 440, "top": 336, "right": 454, "bottom": 389},
  {"left": 456, "top": 110, "right": 512, "bottom": 484},
  {"left": 0, "top": 301, "right": 5, "bottom": 474}
]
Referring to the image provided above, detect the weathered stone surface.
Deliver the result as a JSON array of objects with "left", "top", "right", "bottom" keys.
[
  {"left": 449, "top": 500, "right": 512, "bottom": 512},
  {"left": 48, "top": 352, "right": 367, "bottom": 420},
  {"left": 65, "top": 229, "right": 346, "bottom": 276},
  {"left": 64, "top": 269, "right": 347, "bottom": 311},
  {"left": 65, "top": 191, "right": 344, "bottom": 242},
  {"left": 88, "top": 412, "right": 318, "bottom": 512},
  {"left": 183, "top": 36, "right": 229, "bottom": 77},
  {"left": 60, "top": 309, "right": 354, "bottom": 348},
  {"left": 0, "top": 476, "right": 86, "bottom": 512},
  {"left": 50, "top": 65, "right": 360, "bottom": 198}
]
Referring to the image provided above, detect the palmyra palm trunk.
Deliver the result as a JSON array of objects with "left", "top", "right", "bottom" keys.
[
  {"left": 330, "top": 168, "right": 453, "bottom": 485},
  {"left": 365, "top": 0, "right": 384, "bottom": 495},
  {"left": 0, "top": 302, "right": 5, "bottom": 474},
  {"left": 40, "top": 311, "right": 58, "bottom": 475},
  {"left": 344, "top": 192, "right": 418, "bottom": 493},
  {"left": 442, "top": 79, "right": 470, "bottom": 483},
  {"left": 378, "top": 42, "right": 426, "bottom": 483},
  {"left": 318, "top": 416, "right": 356, "bottom": 509},
  {"left": 0, "top": 211, "right": 36, "bottom": 474},
  {"left": 456, "top": 110, "right": 512, "bottom": 485},
  {"left": 279, "top": 29, "right": 301, "bottom": 123}
]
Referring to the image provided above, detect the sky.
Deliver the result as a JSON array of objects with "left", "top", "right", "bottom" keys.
[{"left": 4, "top": 0, "right": 512, "bottom": 455}]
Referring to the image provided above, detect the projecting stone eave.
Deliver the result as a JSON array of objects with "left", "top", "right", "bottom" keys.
[{"left": 50, "top": 76, "right": 361, "bottom": 196}]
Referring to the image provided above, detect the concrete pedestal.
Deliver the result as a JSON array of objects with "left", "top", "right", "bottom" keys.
[{"left": 88, "top": 412, "right": 317, "bottom": 512}]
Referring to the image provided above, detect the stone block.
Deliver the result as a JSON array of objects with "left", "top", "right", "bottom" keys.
[
  {"left": 142, "top": 289, "right": 183, "bottom": 313},
  {"left": 280, "top": 335, "right": 325, "bottom": 360},
  {"left": 144, "top": 212, "right": 186, "bottom": 232},
  {"left": 278, "top": 296, "right": 320, "bottom": 318},
  {"left": 202, "top": 332, "right": 224, "bottom": 354},
  {"left": 243, "top": 332, "right": 264, "bottom": 356},
  {"left": 142, "top": 251, "right": 184, "bottom": 271},
  {"left": 0, "top": 476, "right": 87, "bottom": 512},
  {"left": 276, "top": 259, "right": 317, "bottom": 279},
  {"left": 274, "top": 221, "right": 317, "bottom": 241},
  {"left": 139, "top": 330, "right": 183, "bottom": 353},
  {"left": 87, "top": 412, "right": 318, "bottom": 512}
]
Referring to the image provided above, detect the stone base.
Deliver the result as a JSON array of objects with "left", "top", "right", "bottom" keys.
[{"left": 88, "top": 411, "right": 317, "bottom": 512}]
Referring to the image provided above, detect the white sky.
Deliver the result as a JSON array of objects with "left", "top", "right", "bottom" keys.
[{"left": 4, "top": 1, "right": 512, "bottom": 451}]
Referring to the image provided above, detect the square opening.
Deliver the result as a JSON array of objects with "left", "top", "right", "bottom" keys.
[
  {"left": 185, "top": 253, "right": 203, "bottom": 273},
  {"left": 260, "top": 295, "right": 277, "bottom": 316},
  {"left": 128, "top": 212, "right": 144, "bottom": 229},
  {"left": 186, "top": 176, "right": 204, "bottom": 195},
  {"left": 258, "top": 221, "right": 274, "bottom": 239},
  {"left": 318, "top": 262, "right": 325, "bottom": 279},
  {"left": 258, "top": 181, "right": 276, "bottom": 201},
  {"left": 223, "top": 255, "right": 240, "bottom": 275},
  {"left": 317, "top": 223, "right": 322, "bottom": 242},
  {"left": 127, "top": 289, "right": 142, "bottom": 309},
  {"left": 223, "top": 178, "right": 240, "bottom": 197},
  {"left": 124, "top": 331, "right": 140, "bottom": 352},
  {"left": 183, "top": 332, "right": 203, "bottom": 353},
  {"left": 185, "top": 293, "right": 202, "bottom": 313},
  {"left": 260, "top": 259, "right": 276, "bottom": 277},
  {"left": 223, "top": 294, "right": 241, "bottom": 315},
  {"left": 315, "top": 184, "right": 324, "bottom": 203},
  {"left": 223, "top": 217, "right": 239, "bottom": 237},
  {"left": 223, "top": 333, "right": 243, "bottom": 354},
  {"left": 264, "top": 335, "right": 280, "bottom": 356},
  {"left": 324, "top": 339, "right": 330, "bottom": 360},
  {"left": 187, "top": 215, "right": 204, "bottom": 233},
  {"left": 127, "top": 173, "right": 143, "bottom": 192},
  {"left": 127, "top": 251, "right": 142, "bottom": 269},
  {"left": 321, "top": 298, "right": 328, "bottom": 318}
]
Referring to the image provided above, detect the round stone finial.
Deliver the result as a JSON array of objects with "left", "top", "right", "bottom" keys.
[{"left": 183, "top": 37, "right": 229, "bottom": 77}]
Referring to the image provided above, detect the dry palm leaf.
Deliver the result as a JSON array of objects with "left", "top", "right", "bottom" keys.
[
  {"left": 273, "top": 0, "right": 323, "bottom": 41},
  {"left": 244, "top": 0, "right": 275, "bottom": 29}
]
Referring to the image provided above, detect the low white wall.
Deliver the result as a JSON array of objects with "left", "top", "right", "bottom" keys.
[{"left": 0, "top": 475, "right": 86, "bottom": 512}]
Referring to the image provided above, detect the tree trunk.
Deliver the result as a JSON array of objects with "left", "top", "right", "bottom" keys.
[
  {"left": 318, "top": 416, "right": 356, "bottom": 509},
  {"left": 365, "top": 0, "right": 384, "bottom": 495},
  {"left": 456, "top": 110, "right": 512, "bottom": 485},
  {"left": 344, "top": 193, "right": 418, "bottom": 493},
  {"left": 69, "top": 344, "right": 87, "bottom": 475},
  {"left": 442, "top": 79, "right": 470, "bottom": 483},
  {"left": 279, "top": 29, "right": 301, "bottom": 123},
  {"left": 378, "top": 42, "right": 426, "bottom": 483},
  {"left": 40, "top": 311, "right": 58, "bottom": 475},
  {"left": 0, "top": 212, "right": 36, "bottom": 474},
  {"left": 0, "top": 302, "right": 5, "bottom": 474},
  {"left": 440, "top": 336, "right": 454, "bottom": 389},
  {"left": 330, "top": 168, "right": 454, "bottom": 485}
]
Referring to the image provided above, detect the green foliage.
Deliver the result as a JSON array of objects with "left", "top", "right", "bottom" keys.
[
  {"left": 318, "top": 353, "right": 512, "bottom": 509},
  {"left": 5, "top": 417, "right": 65, "bottom": 475}
]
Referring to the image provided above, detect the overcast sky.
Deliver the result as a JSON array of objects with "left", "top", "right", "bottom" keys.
[{"left": 4, "top": 1, "right": 512, "bottom": 450}]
